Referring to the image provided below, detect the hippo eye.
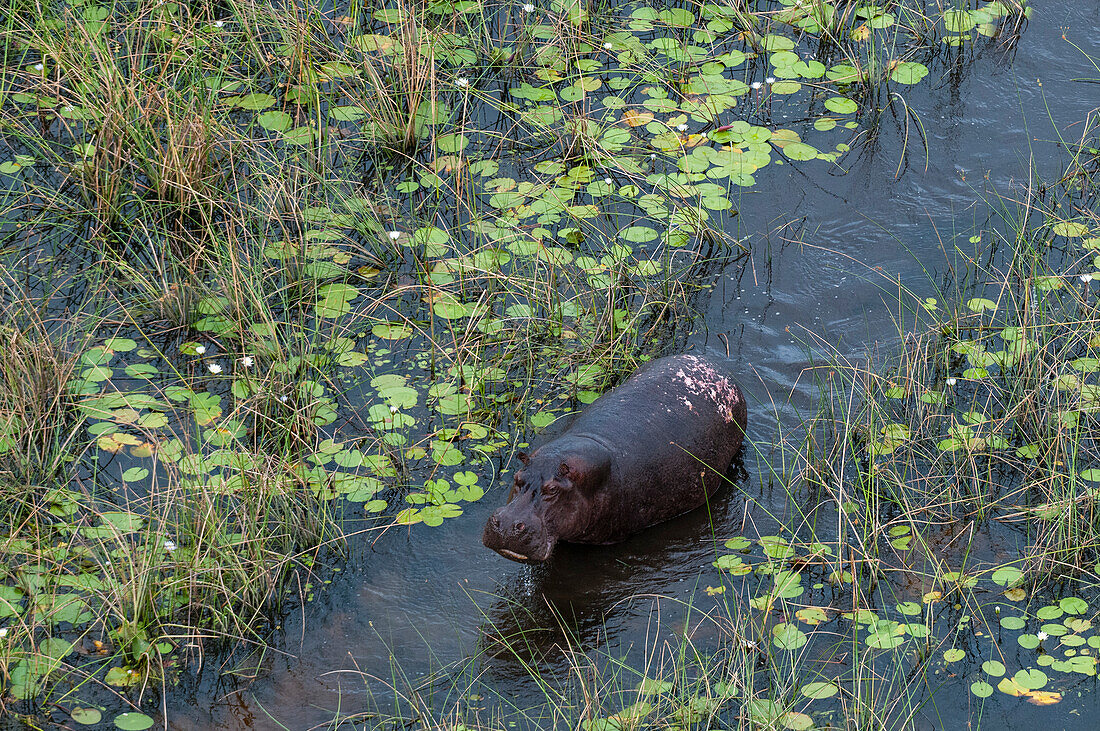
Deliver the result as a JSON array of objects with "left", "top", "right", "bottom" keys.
[{"left": 542, "top": 480, "right": 567, "bottom": 498}]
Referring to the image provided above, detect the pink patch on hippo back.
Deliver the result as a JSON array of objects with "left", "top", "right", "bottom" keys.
[{"left": 674, "top": 355, "right": 742, "bottom": 424}]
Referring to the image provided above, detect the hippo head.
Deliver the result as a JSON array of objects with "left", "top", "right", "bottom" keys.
[{"left": 482, "top": 437, "right": 611, "bottom": 562}]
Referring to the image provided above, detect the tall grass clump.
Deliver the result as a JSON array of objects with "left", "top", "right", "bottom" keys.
[
  {"left": 801, "top": 105, "right": 1100, "bottom": 588},
  {"left": 0, "top": 303, "right": 87, "bottom": 518}
]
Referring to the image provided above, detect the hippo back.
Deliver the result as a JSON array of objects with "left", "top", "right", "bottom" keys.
[{"left": 566, "top": 353, "right": 746, "bottom": 541}]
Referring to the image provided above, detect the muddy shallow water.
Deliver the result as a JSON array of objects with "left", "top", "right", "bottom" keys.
[{"left": 168, "top": 3, "right": 1100, "bottom": 728}]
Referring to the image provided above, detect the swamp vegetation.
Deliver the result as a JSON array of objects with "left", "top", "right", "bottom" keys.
[{"left": 1, "top": 0, "right": 1099, "bottom": 727}]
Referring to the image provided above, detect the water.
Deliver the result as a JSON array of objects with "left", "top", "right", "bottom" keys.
[{"left": 169, "top": 3, "right": 1100, "bottom": 728}]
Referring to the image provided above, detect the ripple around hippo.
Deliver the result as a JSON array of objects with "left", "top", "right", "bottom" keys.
[{"left": 483, "top": 353, "right": 747, "bottom": 562}]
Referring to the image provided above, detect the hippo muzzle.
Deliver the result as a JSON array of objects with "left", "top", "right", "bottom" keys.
[{"left": 481, "top": 490, "right": 557, "bottom": 563}]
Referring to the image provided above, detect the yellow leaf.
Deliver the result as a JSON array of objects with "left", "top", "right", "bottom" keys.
[
  {"left": 1026, "top": 690, "right": 1062, "bottom": 706},
  {"left": 997, "top": 677, "right": 1028, "bottom": 696},
  {"left": 130, "top": 442, "right": 153, "bottom": 458},
  {"left": 795, "top": 607, "right": 829, "bottom": 625}
]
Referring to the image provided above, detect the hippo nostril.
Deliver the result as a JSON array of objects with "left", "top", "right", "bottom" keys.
[{"left": 489, "top": 514, "right": 501, "bottom": 530}]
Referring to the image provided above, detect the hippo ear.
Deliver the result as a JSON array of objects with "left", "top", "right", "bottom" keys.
[
  {"left": 516, "top": 451, "right": 530, "bottom": 466},
  {"left": 558, "top": 462, "right": 570, "bottom": 478}
]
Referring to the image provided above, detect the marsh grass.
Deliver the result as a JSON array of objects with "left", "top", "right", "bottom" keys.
[
  {"left": 784, "top": 87, "right": 1100, "bottom": 652},
  {"left": 0, "top": 305, "right": 88, "bottom": 514},
  {"left": 0, "top": 0, "right": 1061, "bottom": 722}
]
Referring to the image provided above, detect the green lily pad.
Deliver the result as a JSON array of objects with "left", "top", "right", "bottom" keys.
[
  {"left": 772, "top": 623, "right": 808, "bottom": 650},
  {"left": 236, "top": 93, "right": 276, "bottom": 110},
  {"left": 113, "top": 712, "right": 155, "bottom": 730},
  {"left": 258, "top": 110, "right": 292, "bottom": 131},
  {"left": 71, "top": 707, "right": 102, "bottom": 725},
  {"left": 890, "top": 61, "right": 929, "bottom": 84},
  {"left": 970, "top": 681, "right": 994, "bottom": 698},
  {"left": 801, "top": 681, "right": 838, "bottom": 698},
  {"left": 824, "top": 97, "right": 857, "bottom": 114},
  {"left": 1052, "top": 221, "right": 1089, "bottom": 237},
  {"left": 620, "top": 225, "right": 658, "bottom": 243}
]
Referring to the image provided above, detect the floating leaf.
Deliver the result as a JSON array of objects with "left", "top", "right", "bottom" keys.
[
  {"left": 113, "top": 712, "right": 155, "bottom": 730},
  {"left": 71, "top": 708, "right": 102, "bottom": 725},
  {"left": 436, "top": 133, "right": 469, "bottom": 153},
  {"left": 991, "top": 566, "right": 1023, "bottom": 587},
  {"left": 236, "top": 93, "right": 276, "bottom": 110},
  {"left": 982, "top": 660, "right": 1005, "bottom": 677},
  {"left": 316, "top": 283, "right": 360, "bottom": 318},
  {"left": 782, "top": 712, "right": 814, "bottom": 731},
  {"left": 781, "top": 142, "right": 819, "bottom": 160},
  {"left": 801, "top": 681, "right": 838, "bottom": 699},
  {"left": 257, "top": 110, "right": 292, "bottom": 131},
  {"left": 772, "top": 623, "right": 808, "bottom": 650},
  {"left": 620, "top": 226, "right": 658, "bottom": 243},
  {"left": 824, "top": 97, "right": 857, "bottom": 114},
  {"left": 970, "top": 681, "right": 994, "bottom": 698},
  {"left": 890, "top": 61, "right": 929, "bottom": 84},
  {"left": 1052, "top": 220, "right": 1089, "bottom": 237}
]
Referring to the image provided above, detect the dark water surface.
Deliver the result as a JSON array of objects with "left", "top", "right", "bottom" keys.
[{"left": 170, "top": 3, "right": 1100, "bottom": 728}]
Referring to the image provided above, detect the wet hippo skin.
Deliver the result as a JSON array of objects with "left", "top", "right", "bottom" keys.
[{"left": 482, "top": 353, "right": 747, "bottom": 562}]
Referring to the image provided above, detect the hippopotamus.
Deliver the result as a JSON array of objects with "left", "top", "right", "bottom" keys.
[{"left": 482, "top": 353, "right": 747, "bottom": 562}]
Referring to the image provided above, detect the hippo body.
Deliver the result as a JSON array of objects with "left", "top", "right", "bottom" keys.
[{"left": 482, "top": 353, "right": 747, "bottom": 562}]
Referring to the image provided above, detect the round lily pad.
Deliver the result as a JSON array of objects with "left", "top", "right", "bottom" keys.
[
  {"left": 114, "top": 713, "right": 155, "bottom": 730},
  {"left": 801, "top": 681, "right": 838, "bottom": 699}
]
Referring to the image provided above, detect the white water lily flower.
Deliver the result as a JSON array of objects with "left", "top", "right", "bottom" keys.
[
  {"left": 208, "top": 363, "right": 222, "bottom": 374},
  {"left": 279, "top": 395, "right": 288, "bottom": 403},
  {"left": 164, "top": 539, "right": 177, "bottom": 552},
  {"left": 1037, "top": 631, "right": 1048, "bottom": 642},
  {"left": 676, "top": 123, "right": 688, "bottom": 132},
  {"left": 751, "top": 81, "right": 763, "bottom": 90},
  {"left": 456, "top": 77, "right": 470, "bottom": 88},
  {"left": 523, "top": 2, "right": 535, "bottom": 10},
  {"left": 213, "top": 20, "right": 224, "bottom": 27},
  {"left": 33, "top": 63, "right": 43, "bottom": 71},
  {"left": 240, "top": 356, "right": 254, "bottom": 367},
  {"left": 387, "top": 230, "right": 401, "bottom": 240},
  {"left": 390, "top": 405, "right": 399, "bottom": 414},
  {"left": 766, "top": 76, "right": 776, "bottom": 84},
  {"left": 945, "top": 377, "right": 957, "bottom": 386},
  {"left": 194, "top": 344, "right": 206, "bottom": 355},
  {"left": 0, "top": 627, "right": 7, "bottom": 637},
  {"left": 1081, "top": 273, "right": 1093, "bottom": 283},
  {"left": 603, "top": 42, "right": 613, "bottom": 50},
  {"left": 604, "top": 178, "right": 613, "bottom": 185}
]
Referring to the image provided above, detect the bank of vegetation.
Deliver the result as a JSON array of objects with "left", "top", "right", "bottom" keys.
[{"left": 4, "top": 0, "right": 1089, "bottom": 727}]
